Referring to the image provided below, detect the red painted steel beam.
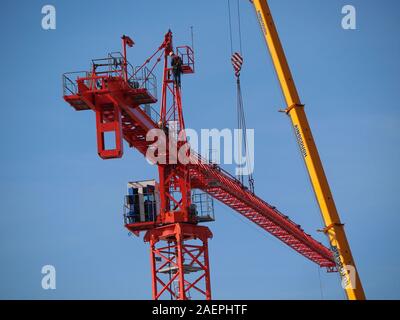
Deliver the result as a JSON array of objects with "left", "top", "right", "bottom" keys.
[
  {"left": 64, "top": 85, "right": 335, "bottom": 267},
  {"left": 63, "top": 34, "right": 335, "bottom": 268},
  {"left": 189, "top": 162, "right": 335, "bottom": 268}
]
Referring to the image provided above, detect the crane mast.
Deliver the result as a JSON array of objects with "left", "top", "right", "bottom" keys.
[{"left": 251, "top": 0, "right": 365, "bottom": 300}]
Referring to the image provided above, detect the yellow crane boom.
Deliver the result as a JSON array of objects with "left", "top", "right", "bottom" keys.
[{"left": 251, "top": 0, "right": 365, "bottom": 300}]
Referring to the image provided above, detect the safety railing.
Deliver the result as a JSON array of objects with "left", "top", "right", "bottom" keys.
[
  {"left": 130, "top": 65, "right": 157, "bottom": 99},
  {"left": 177, "top": 46, "right": 195, "bottom": 73},
  {"left": 91, "top": 52, "right": 157, "bottom": 99},
  {"left": 62, "top": 71, "right": 89, "bottom": 96},
  {"left": 141, "top": 104, "right": 161, "bottom": 124},
  {"left": 63, "top": 53, "right": 158, "bottom": 102},
  {"left": 190, "top": 150, "right": 312, "bottom": 231},
  {"left": 191, "top": 190, "right": 215, "bottom": 222},
  {"left": 91, "top": 52, "right": 132, "bottom": 79}
]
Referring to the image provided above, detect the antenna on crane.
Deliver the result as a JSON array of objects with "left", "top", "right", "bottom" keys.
[{"left": 190, "top": 26, "right": 195, "bottom": 52}]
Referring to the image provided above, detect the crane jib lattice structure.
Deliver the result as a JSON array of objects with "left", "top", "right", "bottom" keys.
[{"left": 63, "top": 30, "right": 336, "bottom": 300}]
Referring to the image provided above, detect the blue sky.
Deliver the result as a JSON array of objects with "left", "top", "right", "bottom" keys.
[{"left": 0, "top": 0, "right": 399, "bottom": 299}]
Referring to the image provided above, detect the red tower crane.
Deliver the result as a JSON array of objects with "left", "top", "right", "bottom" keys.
[{"left": 62, "top": 31, "right": 336, "bottom": 300}]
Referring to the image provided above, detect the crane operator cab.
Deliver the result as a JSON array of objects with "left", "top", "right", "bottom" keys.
[
  {"left": 124, "top": 180, "right": 160, "bottom": 230},
  {"left": 123, "top": 180, "right": 215, "bottom": 233}
]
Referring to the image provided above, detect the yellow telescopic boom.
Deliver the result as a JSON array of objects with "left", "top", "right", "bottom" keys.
[{"left": 251, "top": 0, "right": 365, "bottom": 300}]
